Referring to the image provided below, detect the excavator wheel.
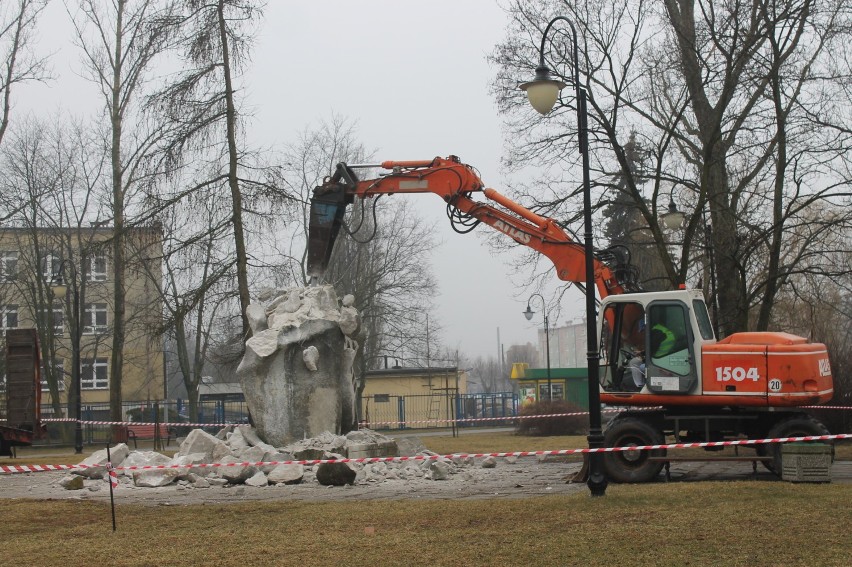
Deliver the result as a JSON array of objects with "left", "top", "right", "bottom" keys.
[
  {"left": 762, "top": 415, "right": 832, "bottom": 475},
  {"left": 602, "top": 417, "right": 666, "bottom": 483}
]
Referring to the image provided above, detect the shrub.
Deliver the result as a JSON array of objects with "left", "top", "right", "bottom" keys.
[{"left": 515, "top": 400, "right": 588, "bottom": 436}]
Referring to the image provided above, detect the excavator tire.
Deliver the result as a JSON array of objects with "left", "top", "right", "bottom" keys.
[
  {"left": 602, "top": 417, "right": 666, "bottom": 483},
  {"left": 762, "top": 414, "right": 832, "bottom": 475}
]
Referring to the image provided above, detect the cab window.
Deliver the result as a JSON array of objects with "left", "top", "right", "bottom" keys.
[
  {"left": 692, "top": 299, "right": 715, "bottom": 340},
  {"left": 648, "top": 303, "right": 691, "bottom": 376}
]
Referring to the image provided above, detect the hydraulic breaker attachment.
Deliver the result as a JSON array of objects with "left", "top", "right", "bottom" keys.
[{"left": 307, "top": 164, "right": 358, "bottom": 279}]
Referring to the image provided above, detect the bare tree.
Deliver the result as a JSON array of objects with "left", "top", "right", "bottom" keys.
[
  {"left": 0, "top": 0, "right": 49, "bottom": 148},
  {"left": 152, "top": 0, "right": 277, "bottom": 340},
  {"left": 491, "top": 0, "right": 852, "bottom": 336},
  {"left": 469, "top": 355, "right": 513, "bottom": 394},
  {"left": 68, "top": 0, "right": 174, "bottom": 420},
  {"left": 141, "top": 187, "right": 236, "bottom": 421},
  {"left": 279, "top": 116, "right": 441, "bottom": 419},
  {"left": 0, "top": 116, "right": 110, "bottom": 417}
]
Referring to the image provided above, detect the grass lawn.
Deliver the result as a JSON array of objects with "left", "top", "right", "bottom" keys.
[
  {"left": 1, "top": 431, "right": 849, "bottom": 565},
  {"left": 0, "top": 483, "right": 849, "bottom": 566}
]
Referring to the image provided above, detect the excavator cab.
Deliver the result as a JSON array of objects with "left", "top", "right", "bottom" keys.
[
  {"left": 599, "top": 291, "right": 706, "bottom": 396},
  {"left": 306, "top": 164, "right": 358, "bottom": 279}
]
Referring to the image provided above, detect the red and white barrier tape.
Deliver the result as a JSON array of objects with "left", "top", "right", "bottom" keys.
[
  {"left": 362, "top": 410, "right": 617, "bottom": 428},
  {"left": 106, "top": 463, "right": 118, "bottom": 488},
  {"left": 32, "top": 405, "right": 850, "bottom": 431},
  {"left": 41, "top": 419, "right": 236, "bottom": 428},
  {"left": 2, "top": 433, "right": 849, "bottom": 475}
]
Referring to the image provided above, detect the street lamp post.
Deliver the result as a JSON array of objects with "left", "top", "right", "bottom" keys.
[
  {"left": 520, "top": 16, "right": 608, "bottom": 496},
  {"left": 51, "top": 263, "right": 84, "bottom": 454},
  {"left": 523, "top": 294, "right": 552, "bottom": 401}
]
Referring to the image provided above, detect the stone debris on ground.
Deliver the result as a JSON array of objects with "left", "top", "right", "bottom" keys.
[{"left": 64, "top": 426, "right": 509, "bottom": 490}]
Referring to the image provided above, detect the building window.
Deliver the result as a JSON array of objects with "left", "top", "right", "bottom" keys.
[
  {"left": 0, "top": 251, "right": 18, "bottom": 281},
  {"left": 81, "top": 357, "right": 108, "bottom": 389},
  {"left": 40, "top": 359, "right": 65, "bottom": 392},
  {"left": 39, "top": 303, "right": 65, "bottom": 334},
  {"left": 85, "top": 254, "right": 108, "bottom": 282},
  {"left": 83, "top": 303, "right": 108, "bottom": 334},
  {"left": 1, "top": 305, "right": 18, "bottom": 331},
  {"left": 41, "top": 253, "right": 62, "bottom": 281}
]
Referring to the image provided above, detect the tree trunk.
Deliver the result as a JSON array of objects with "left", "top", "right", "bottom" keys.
[
  {"left": 217, "top": 0, "right": 250, "bottom": 340},
  {"left": 109, "top": 0, "right": 126, "bottom": 422}
]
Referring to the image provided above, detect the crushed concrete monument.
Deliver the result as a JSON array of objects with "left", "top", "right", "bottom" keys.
[
  {"left": 73, "top": 427, "right": 403, "bottom": 488},
  {"left": 237, "top": 285, "right": 359, "bottom": 446}
]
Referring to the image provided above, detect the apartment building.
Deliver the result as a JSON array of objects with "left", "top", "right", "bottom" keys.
[{"left": 0, "top": 225, "right": 164, "bottom": 411}]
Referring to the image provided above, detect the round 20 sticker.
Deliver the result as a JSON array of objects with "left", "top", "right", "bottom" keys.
[{"left": 768, "top": 379, "right": 782, "bottom": 392}]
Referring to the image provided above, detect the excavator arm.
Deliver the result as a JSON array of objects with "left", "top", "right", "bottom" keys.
[{"left": 308, "top": 155, "right": 636, "bottom": 299}]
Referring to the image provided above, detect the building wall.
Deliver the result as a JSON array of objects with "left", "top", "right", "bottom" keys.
[
  {"left": 537, "top": 320, "right": 588, "bottom": 368},
  {"left": 361, "top": 368, "right": 467, "bottom": 427},
  {"left": 0, "top": 226, "right": 164, "bottom": 408}
]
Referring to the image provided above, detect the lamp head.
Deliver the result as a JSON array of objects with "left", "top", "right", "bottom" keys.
[
  {"left": 50, "top": 273, "right": 67, "bottom": 298},
  {"left": 520, "top": 65, "right": 566, "bottom": 115},
  {"left": 661, "top": 197, "right": 686, "bottom": 230},
  {"left": 523, "top": 304, "right": 535, "bottom": 321}
]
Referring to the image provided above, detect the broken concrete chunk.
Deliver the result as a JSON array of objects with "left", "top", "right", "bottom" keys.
[
  {"left": 481, "top": 456, "right": 497, "bottom": 469},
  {"left": 171, "top": 453, "right": 209, "bottom": 479},
  {"left": 246, "top": 303, "right": 268, "bottom": 334},
  {"left": 238, "top": 445, "right": 267, "bottom": 464},
  {"left": 303, "top": 345, "right": 319, "bottom": 371},
  {"left": 60, "top": 475, "right": 85, "bottom": 490},
  {"left": 244, "top": 471, "right": 269, "bottom": 487},
  {"left": 219, "top": 455, "right": 257, "bottom": 484},
  {"left": 245, "top": 328, "right": 279, "bottom": 358},
  {"left": 178, "top": 429, "right": 221, "bottom": 460},
  {"left": 120, "top": 451, "right": 173, "bottom": 477},
  {"left": 75, "top": 444, "right": 130, "bottom": 479},
  {"left": 338, "top": 306, "right": 359, "bottom": 336},
  {"left": 226, "top": 428, "right": 250, "bottom": 452},
  {"left": 267, "top": 463, "right": 304, "bottom": 484},
  {"left": 429, "top": 461, "right": 451, "bottom": 480},
  {"left": 237, "top": 425, "right": 263, "bottom": 447},
  {"left": 133, "top": 468, "right": 181, "bottom": 488}
]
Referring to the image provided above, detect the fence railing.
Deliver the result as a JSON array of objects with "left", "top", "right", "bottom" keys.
[
  {"left": 362, "top": 392, "right": 518, "bottom": 430},
  {"left": 21, "top": 392, "right": 518, "bottom": 447}
]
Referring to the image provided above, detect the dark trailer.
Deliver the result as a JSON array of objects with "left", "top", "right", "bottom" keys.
[{"left": 1, "top": 329, "right": 47, "bottom": 456}]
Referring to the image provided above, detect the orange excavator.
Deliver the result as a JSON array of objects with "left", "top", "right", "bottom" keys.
[{"left": 308, "top": 155, "right": 834, "bottom": 482}]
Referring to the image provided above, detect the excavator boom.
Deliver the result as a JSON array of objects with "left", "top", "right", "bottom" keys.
[{"left": 307, "top": 155, "right": 636, "bottom": 298}]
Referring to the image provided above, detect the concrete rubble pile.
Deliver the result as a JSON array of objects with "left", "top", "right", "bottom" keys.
[{"left": 58, "top": 426, "right": 501, "bottom": 491}]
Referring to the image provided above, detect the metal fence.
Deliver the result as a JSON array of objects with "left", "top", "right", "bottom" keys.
[
  {"left": 33, "top": 399, "right": 250, "bottom": 448},
  {"left": 363, "top": 392, "right": 518, "bottom": 431},
  {"left": 26, "top": 392, "right": 517, "bottom": 448}
]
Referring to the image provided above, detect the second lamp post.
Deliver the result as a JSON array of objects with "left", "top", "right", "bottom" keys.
[{"left": 523, "top": 294, "right": 552, "bottom": 401}]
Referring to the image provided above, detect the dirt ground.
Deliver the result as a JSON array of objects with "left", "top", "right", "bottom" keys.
[
  {"left": 4, "top": 455, "right": 846, "bottom": 506},
  {"left": 0, "top": 459, "right": 587, "bottom": 505}
]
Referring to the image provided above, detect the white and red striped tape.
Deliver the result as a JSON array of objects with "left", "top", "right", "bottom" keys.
[
  {"left": 106, "top": 463, "right": 118, "bottom": 488},
  {"left": 41, "top": 419, "right": 235, "bottom": 427},
  {"left": 32, "top": 405, "right": 849, "bottom": 430},
  {"left": 2, "top": 433, "right": 849, "bottom": 475},
  {"left": 42, "top": 409, "right": 627, "bottom": 428}
]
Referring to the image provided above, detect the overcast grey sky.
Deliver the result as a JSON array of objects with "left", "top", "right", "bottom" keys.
[{"left": 15, "top": 0, "right": 588, "bottom": 361}]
